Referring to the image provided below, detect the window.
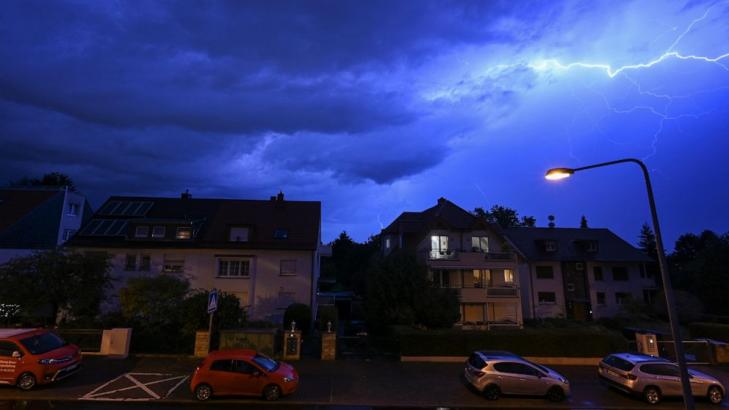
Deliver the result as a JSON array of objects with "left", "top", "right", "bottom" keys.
[
  {"left": 430, "top": 235, "right": 450, "bottom": 258},
  {"left": 643, "top": 289, "right": 656, "bottom": 305},
  {"left": 162, "top": 257, "right": 184, "bottom": 273},
  {"left": 615, "top": 292, "right": 631, "bottom": 305},
  {"left": 62, "top": 229, "right": 76, "bottom": 241},
  {"left": 232, "top": 360, "right": 258, "bottom": 374},
  {"left": 612, "top": 266, "right": 629, "bottom": 281},
  {"left": 593, "top": 266, "right": 603, "bottom": 281},
  {"left": 640, "top": 364, "right": 679, "bottom": 377},
  {"left": 210, "top": 360, "right": 232, "bottom": 372},
  {"left": 280, "top": 260, "right": 296, "bottom": 276},
  {"left": 584, "top": 240, "right": 598, "bottom": 252},
  {"left": 468, "top": 353, "right": 486, "bottom": 369},
  {"left": 385, "top": 238, "right": 391, "bottom": 249},
  {"left": 596, "top": 292, "right": 606, "bottom": 305},
  {"left": 135, "top": 226, "right": 149, "bottom": 238},
  {"left": 538, "top": 292, "right": 556, "bottom": 304},
  {"left": 504, "top": 269, "right": 514, "bottom": 284},
  {"left": 493, "top": 362, "right": 540, "bottom": 377},
  {"left": 152, "top": 225, "right": 166, "bottom": 238},
  {"left": 463, "top": 303, "right": 485, "bottom": 323},
  {"left": 535, "top": 266, "right": 554, "bottom": 279},
  {"left": 0, "top": 341, "right": 20, "bottom": 357},
  {"left": 176, "top": 227, "right": 192, "bottom": 239},
  {"left": 432, "top": 270, "right": 451, "bottom": 288},
  {"left": 273, "top": 228, "right": 288, "bottom": 239},
  {"left": 471, "top": 236, "right": 489, "bottom": 252},
  {"left": 464, "top": 269, "right": 485, "bottom": 288},
  {"left": 139, "top": 255, "right": 151, "bottom": 271},
  {"left": 124, "top": 254, "right": 136, "bottom": 271},
  {"left": 229, "top": 227, "right": 249, "bottom": 242},
  {"left": 566, "top": 283, "right": 575, "bottom": 292},
  {"left": 544, "top": 240, "right": 558, "bottom": 252},
  {"left": 67, "top": 203, "right": 80, "bottom": 216},
  {"left": 603, "top": 355, "right": 635, "bottom": 371},
  {"left": 218, "top": 258, "right": 250, "bottom": 277}
]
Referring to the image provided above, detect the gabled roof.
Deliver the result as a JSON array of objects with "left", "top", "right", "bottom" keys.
[
  {"left": 382, "top": 197, "right": 493, "bottom": 235},
  {"left": 0, "top": 188, "right": 65, "bottom": 248},
  {"left": 68, "top": 194, "right": 321, "bottom": 251},
  {"left": 503, "top": 227, "right": 652, "bottom": 263}
]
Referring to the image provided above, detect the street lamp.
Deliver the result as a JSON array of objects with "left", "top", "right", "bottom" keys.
[{"left": 545, "top": 158, "right": 694, "bottom": 410}]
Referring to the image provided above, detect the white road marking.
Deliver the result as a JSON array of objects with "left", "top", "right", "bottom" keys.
[{"left": 80, "top": 372, "right": 189, "bottom": 401}]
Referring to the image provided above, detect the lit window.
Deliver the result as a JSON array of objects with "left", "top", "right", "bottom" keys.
[
  {"left": 176, "top": 227, "right": 192, "bottom": 239},
  {"left": 504, "top": 269, "right": 514, "bottom": 284},
  {"left": 280, "top": 260, "right": 296, "bottom": 276},
  {"left": 152, "top": 226, "right": 166, "bottom": 238},
  {"left": 135, "top": 226, "right": 149, "bottom": 238},
  {"left": 471, "top": 236, "right": 489, "bottom": 252},
  {"left": 229, "top": 227, "right": 249, "bottom": 242},
  {"left": 430, "top": 235, "right": 450, "bottom": 258}
]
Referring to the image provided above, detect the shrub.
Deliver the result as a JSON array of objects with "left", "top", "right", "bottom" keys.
[
  {"left": 396, "top": 326, "right": 628, "bottom": 357},
  {"left": 689, "top": 322, "right": 729, "bottom": 342},
  {"left": 283, "top": 303, "right": 311, "bottom": 334}
]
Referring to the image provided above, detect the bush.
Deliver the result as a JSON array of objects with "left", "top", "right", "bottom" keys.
[
  {"left": 396, "top": 326, "right": 628, "bottom": 357},
  {"left": 689, "top": 322, "right": 729, "bottom": 342},
  {"left": 283, "top": 303, "right": 311, "bottom": 334}
]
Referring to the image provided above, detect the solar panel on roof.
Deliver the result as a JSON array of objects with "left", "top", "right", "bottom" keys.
[
  {"left": 99, "top": 201, "right": 120, "bottom": 215},
  {"left": 80, "top": 219, "right": 102, "bottom": 235},
  {"left": 113, "top": 202, "right": 131, "bottom": 215},
  {"left": 105, "top": 219, "right": 126, "bottom": 236},
  {"left": 92, "top": 219, "right": 113, "bottom": 235},
  {"left": 112, "top": 220, "right": 129, "bottom": 236},
  {"left": 134, "top": 202, "right": 153, "bottom": 216},
  {"left": 123, "top": 202, "right": 141, "bottom": 216}
]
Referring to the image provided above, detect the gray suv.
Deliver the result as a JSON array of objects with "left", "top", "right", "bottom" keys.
[
  {"left": 464, "top": 351, "right": 570, "bottom": 401},
  {"left": 598, "top": 353, "right": 725, "bottom": 405}
]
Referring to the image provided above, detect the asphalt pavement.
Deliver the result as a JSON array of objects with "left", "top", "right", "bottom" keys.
[{"left": 0, "top": 355, "right": 727, "bottom": 409}]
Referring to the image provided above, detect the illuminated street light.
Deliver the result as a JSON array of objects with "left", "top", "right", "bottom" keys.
[{"left": 545, "top": 158, "right": 694, "bottom": 410}]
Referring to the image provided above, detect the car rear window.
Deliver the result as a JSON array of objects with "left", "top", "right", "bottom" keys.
[
  {"left": 20, "top": 332, "right": 67, "bottom": 355},
  {"left": 468, "top": 353, "right": 486, "bottom": 369},
  {"left": 603, "top": 355, "right": 635, "bottom": 372}
]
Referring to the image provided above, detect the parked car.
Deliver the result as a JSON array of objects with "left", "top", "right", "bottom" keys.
[
  {"left": 190, "top": 349, "right": 298, "bottom": 401},
  {"left": 598, "top": 353, "right": 725, "bottom": 405},
  {"left": 0, "top": 328, "right": 82, "bottom": 390},
  {"left": 464, "top": 351, "right": 570, "bottom": 401}
]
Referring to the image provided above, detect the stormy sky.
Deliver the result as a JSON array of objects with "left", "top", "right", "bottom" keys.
[{"left": 1, "top": 0, "right": 728, "bottom": 247}]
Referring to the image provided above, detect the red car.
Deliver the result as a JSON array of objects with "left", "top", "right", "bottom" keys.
[
  {"left": 190, "top": 349, "right": 298, "bottom": 401},
  {"left": 0, "top": 328, "right": 82, "bottom": 390}
]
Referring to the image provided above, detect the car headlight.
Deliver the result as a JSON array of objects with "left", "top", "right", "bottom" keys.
[
  {"left": 283, "top": 376, "right": 295, "bottom": 383},
  {"left": 38, "top": 359, "right": 53, "bottom": 365}
]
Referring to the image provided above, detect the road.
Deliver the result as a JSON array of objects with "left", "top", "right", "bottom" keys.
[{"left": 0, "top": 356, "right": 726, "bottom": 409}]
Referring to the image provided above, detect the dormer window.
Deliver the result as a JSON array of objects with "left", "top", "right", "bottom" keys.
[
  {"left": 135, "top": 226, "right": 149, "bottom": 238},
  {"left": 584, "top": 240, "right": 599, "bottom": 253},
  {"left": 273, "top": 228, "right": 288, "bottom": 239},
  {"left": 544, "top": 240, "right": 558, "bottom": 252},
  {"left": 151, "top": 225, "right": 166, "bottom": 238},
  {"left": 229, "top": 227, "right": 249, "bottom": 242},
  {"left": 67, "top": 203, "right": 80, "bottom": 216},
  {"left": 176, "top": 227, "right": 192, "bottom": 239}
]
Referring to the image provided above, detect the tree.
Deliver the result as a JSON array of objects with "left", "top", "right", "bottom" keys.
[
  {"left": 365, "top": 250, "right": 459, "bottom": 330},
  {"left": 320, "top": 231, "right": 380, "bottom": 295},
  {"left": 638, "top": 223, "right": 657, "bottom": 259},
  {"left": 580, "top": 216, "right": 589, "bottom": 229},
  {"left": 473, "top": 205, "right": 536, "bottom": 229},
  {"left": 9, "top": 172, "right": 77, "bottom": 191},
  {"left": 0, "top": 250, "right": 111, "bottom": 325}
]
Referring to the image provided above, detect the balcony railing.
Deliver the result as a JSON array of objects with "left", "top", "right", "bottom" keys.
[
  {"left": 484, "top": 252, "right": 514, "bottom": 260},
  {"left": 486, "top": 286, "right": 519, "bottom": 298},
  {"left": 428, "top": 249, "right": 458, "bottom": 260}
]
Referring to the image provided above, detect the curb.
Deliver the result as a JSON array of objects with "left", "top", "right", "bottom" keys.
[{"left": 400, "top": 356, "right": 602, "bottom": 365}]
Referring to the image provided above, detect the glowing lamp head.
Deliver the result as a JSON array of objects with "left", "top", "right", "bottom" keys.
[{"left": 545, "top": 167, "right": 574, "bottom": 181}]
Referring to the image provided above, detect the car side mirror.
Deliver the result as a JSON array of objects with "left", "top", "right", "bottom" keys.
[{"left": 12, "top": 351, "right": 21, "bottom": 359}]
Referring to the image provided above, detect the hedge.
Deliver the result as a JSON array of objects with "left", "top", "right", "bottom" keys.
[
  {"left": 396, "top": 326, "right": 628, "bottom": 357},
  {"left": 689, "top": 322, "right": 729, "bottom": 342}
]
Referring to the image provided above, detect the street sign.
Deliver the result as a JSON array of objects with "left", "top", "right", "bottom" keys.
[{"left": 207, "top": 289, "right": 218, "bottom": 314}]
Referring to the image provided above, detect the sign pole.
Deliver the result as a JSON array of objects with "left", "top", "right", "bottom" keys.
[{"left": 207, "top": 288, "right": 219, "bottom": 353}]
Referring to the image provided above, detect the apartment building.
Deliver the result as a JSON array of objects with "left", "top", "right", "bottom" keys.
[
  {"left": 0, "top": 187, "right": 91, "bottom": 264},
  {"left": 67, "top": 192, "right": 322, "bottom": 323},
  {"left": 381, "top": 198, "right": 523, "bottom": 329},
  {"left": 504, "top": 227, "right": 656, "bottom": 320}
]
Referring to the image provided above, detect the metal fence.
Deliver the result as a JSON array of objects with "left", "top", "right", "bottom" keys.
[{"left": 628, "top": 339, "right": 713, "bottom": 364}]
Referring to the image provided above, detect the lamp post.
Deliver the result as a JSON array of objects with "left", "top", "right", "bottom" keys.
[{"left": 545, "top": 158, "right": 694, "bottom": 410}]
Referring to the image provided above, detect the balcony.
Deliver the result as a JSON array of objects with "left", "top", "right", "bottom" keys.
[
  {"left": 486, "top": 286, "right": 519, "bottom": 298},
  {"left": 458, "top": 286, "right": 520, "bottom": 302},
  {"left": 428, "top": 249, "right": 458, "bottom": 260},
  {"left": 484, "top": 252, "right": 515, "bottom": 261}
]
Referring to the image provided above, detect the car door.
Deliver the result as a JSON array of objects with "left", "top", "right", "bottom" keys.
[
  {"left": 207, "top": 359, "right": 234, "bottom": 395},
  {"left": 652, "top": 364, "right": 682, "bottom": 396},
  {"left": 509, "top": 363, "right": 544, "bottom": 395},
  {"left": 230, "top": 359, "right": 264, "bottom": 396},
  {"left": 492, "top": 362, "right": 536, "bottom": 395},
  {"left": 0, "top": 341, "right": 23, "bottom": 384}
]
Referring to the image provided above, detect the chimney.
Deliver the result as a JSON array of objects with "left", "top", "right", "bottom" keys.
[
  {"left": 181, "top": 189, "right": 192, "bottom": 200},
  {"left": 277, "top": 191, "right": 285, "bottom": 202},
  {"left": 548, "top": 215, "right": 556, "bottom": 228}
]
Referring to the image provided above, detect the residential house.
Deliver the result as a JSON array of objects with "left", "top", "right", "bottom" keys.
[
  {"left": 381, "top": 198, "right": 523, "bottom": 329},
  {"left": 504, "top": 227, "right": 656, "bottom": 320},
  {"left": 0, "top": 187, "right": 91, "bottom": 264},
  {"left": 67, "top": 192, "right": 322, "bottom": 323}
]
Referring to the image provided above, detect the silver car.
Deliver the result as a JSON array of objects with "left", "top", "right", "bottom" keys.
[
  {"left": 464, "top": 351, "right": 571, "bottom": 402},
  {"left": 598, "top": 353, "right": 725, "bottom": 405}
]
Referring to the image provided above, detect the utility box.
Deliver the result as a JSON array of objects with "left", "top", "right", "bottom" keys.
[
  {"left": 282, "top": 330, "right": 302, "bottom": 361},
  {"left": 635, "top": 332, "right": 659, "bottom": 357},
  {"left": 100, "top": 328, "right": 132, "bottom": 359},
  {"left": 194, "top": 331, "right": 210, "bottom": 358},
  {"left": 321, "top": 333, "right": 336, "bottom": 360}
]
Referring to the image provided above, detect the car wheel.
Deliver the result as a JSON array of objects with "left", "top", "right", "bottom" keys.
[
  {"left": 483, "top": 384, "right": 500, "bottom": 400},
  {"left": 263, "top": 384, "right": 282, "bottom": 401},
  {"left": 644, "top": 386, "right": 662, "bottom": 405},
  {"left": 708, "top": 385, "right": 724, "bottom": 405},
  {"left": 194, "top": 384, "right": 213, "bottom": 401},
  {"left": 17, "top": 373, "right": 36, "bottom": 391},
  {"left": 547, "top": 386, "right": 566, "bottom": 402}
]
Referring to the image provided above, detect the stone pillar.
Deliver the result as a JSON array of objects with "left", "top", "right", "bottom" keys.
[
  {"left": 635, "top": 332, "right": 659, "bottom": 356},
  {"left": 283, "top": 330, "right": 302, "bottom": 361},
  {"left": 99, "top": 328, "right": 133, "bottom": 359},
  {"left": 194, "top": 330, "right": 210, "bottom": 358},
  {"left": 321, "top": 333, "right": 336, "bottom": 360}
]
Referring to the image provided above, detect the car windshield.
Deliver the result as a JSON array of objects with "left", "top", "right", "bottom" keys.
[
  {"left": 20, "top": 332, "right": 67, "bottom": 355},
  {"left": 252, "top": 353, "right": 279, "bottom": 372}
]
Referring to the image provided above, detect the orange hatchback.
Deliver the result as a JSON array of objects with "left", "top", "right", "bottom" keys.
[
  {"left": 190, "top": 349, "right": 299, "bottom": 401},
  {"left": 0, "top": 328, "right": 81, "bottom": 390}
]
